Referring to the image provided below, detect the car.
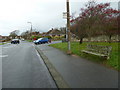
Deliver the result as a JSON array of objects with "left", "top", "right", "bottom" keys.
[
  {"left": 11, "top": 39, "right": 20, "bottom": 44},
  {"left": 21, "top": 38, "right": 25, "bottom": 41},
  {"left": 34, "top": 38, "right": 49, "bottom": 45},
  {"left": 33, "top": 38, "right": 42, "bottom": 44}
]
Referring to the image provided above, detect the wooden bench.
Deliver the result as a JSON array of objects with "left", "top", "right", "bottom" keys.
[{"left": 81, "top": 44, "right": 112, "bottom": 59}]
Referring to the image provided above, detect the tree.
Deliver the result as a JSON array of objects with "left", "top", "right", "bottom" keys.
[
  {"left": 59, "top": 27, "right": 66, "bottom": 34},
  {"left": 21, "top": 31, "right": 30, "bottom": 39},
  {"left": 70, "top": 1, "right": 120, "bottom": 43},
  {"left": 71, "top": 18, "right": 88, "bottom": 44},
  {"left": 9, "top": 30, "right": 19, "bottom": 39},
  {"left": 104, "top": 16, "right": 119, "bottom": 42}
]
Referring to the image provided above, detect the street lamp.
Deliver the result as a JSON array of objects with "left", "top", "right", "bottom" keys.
[
  {"left": 27, "top": 22, "right": 32, "bottom": 33},
  {"left": 27, "top": 22, "right": 32, "bottom": 40}
]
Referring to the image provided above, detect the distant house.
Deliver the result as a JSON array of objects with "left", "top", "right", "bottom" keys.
[
  {"left": 0, "top": 35, "right": 10, "bottom": 42},
  {"left": 0, "top": 35, "right": 2, "bottom": 42},
  {"left": 31, "top": 32, "right": 40, "bottom": 36},
  {"left": 45, "top": 29, "right": 65, "bottom": 37},
  {"left": 0, "top": 35, "right": 2, "bottom": 39},
  {"left": 41, "top": 32, "right": 47, "bottom": 37}
]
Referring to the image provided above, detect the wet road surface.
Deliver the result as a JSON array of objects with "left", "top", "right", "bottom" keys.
[{"left": 2, "top": 41, "right": 57, "bottom": 88}]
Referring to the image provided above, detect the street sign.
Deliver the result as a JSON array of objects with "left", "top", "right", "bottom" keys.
[{"left": 63, "top": 12, "right": 67, "bottom": 19}]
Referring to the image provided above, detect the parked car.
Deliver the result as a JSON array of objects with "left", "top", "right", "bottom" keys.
[
  {"left": 34, "top": 38, "right": 49, "bottom": 45},
  {"left": 11, "top": 39, "right": 20, "bottom": 44},
  {"left": 21, "top": 38, "right": 25, "bottom": 41},
  {"left": 33, "top": 38, "right": 42, "bottom": 44}
]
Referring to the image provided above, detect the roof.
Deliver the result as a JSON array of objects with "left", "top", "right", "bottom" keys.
[{"left": 46, "top": 29, "right": 64, "bottom": 35}]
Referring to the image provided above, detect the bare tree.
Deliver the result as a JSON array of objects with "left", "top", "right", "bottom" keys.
[
  {"left": 21, "top": 31, "right": 30, "bottom": 39},
  {"left": 9, "top": 30, "right": 19, "bottom": 39}
]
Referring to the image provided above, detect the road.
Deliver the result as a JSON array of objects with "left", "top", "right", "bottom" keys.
[
  {"left": 2, "top": 41, "right": 57, "bottom": 88},
  {"left": 0, "top": 45, "right": 2, "bottom": 89}
]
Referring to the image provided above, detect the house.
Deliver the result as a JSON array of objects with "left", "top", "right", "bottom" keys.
[
  {"left": 45, "top": 28, "right": 65, "bottom": 37},
  {"left": 0, "top": 35, "right": 10, "bottom": 42},
  {"left": 0, "top": 35, "right": 2, "bottom": 42},
  {"left": 0, "top": 35, "right": 2, "bottom": 39},
  {"left": 31, "top": 32, "right": 40, "bottom": 36},
  {"left": 41, "top": 32, "right": 47, "bottom": 37}
]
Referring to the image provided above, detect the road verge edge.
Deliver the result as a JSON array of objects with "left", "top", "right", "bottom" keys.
[{"left": 35, "top": 46, "right": 70, "bottom": 88}]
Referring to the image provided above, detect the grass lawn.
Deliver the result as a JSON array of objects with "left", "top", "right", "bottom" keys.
[
  {"left": 49, "top": 42, "right": 119, "bottom": 71},
  {"left": 0, "top": 42, "right": 7, "bottom": 45},
  {"left": 26, "top": 40, "right": 33, "bottom": 42}
]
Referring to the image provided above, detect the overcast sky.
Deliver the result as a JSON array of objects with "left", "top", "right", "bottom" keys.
[{"left": 0, "top": 0, "right": 119, "bottom": 36}]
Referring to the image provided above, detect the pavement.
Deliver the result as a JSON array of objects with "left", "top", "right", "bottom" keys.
[
  {"left": 2, "top": 41, "right": 57, "bottom": 88},
  {"left": 36, "top": 43, "right": 118, "bottom": 88}
]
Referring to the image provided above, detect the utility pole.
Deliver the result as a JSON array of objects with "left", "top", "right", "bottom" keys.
[{"left": 66, "top": 0, "right": 71, "bottom": 54}]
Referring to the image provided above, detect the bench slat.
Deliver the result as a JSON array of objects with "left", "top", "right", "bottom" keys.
[
  {"left": 81, "top": 44, "right": 112, "bottom": 59},
  {"left": 81, "top": 50, "right": 107, "bottom": 57}
]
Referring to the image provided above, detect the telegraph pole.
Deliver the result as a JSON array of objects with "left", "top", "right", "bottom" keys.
[{"left": 66, "top": 0, "right": 71, "bottom": 54}]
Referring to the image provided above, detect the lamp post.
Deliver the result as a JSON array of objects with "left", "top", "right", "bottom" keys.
[
  {"left": 27, "top": 22, "right": 32, "bottom": 40},
  {"left": 66, "top": 0, "right": 71, "bottom": 54},
  {"left": 27, "top": 22, "right": 32, "bottom": 33}
]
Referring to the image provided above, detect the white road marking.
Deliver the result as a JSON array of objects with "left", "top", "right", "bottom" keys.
[
  {"left": 35, "top": 48, "right": 48, "bottom": 71},
  {"left": 32, "top": 44, "right": 34, "bottom": 47},
  {"left": 2, "top": 44, "right": 17, "bottom": 49},
  {"left": 0, "top": 55, "right": 8, "bottom": 58},
  {"left": 2, "top": 47, "right": 9, "bottom": 49}
]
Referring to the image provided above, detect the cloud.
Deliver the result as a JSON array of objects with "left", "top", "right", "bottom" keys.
[{"left": 0, "top": 0, "right": 119, "bottom": 36}]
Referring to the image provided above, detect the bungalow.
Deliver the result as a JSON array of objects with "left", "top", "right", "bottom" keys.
[
  {"left": 0, "top": 35, "right": 10, "bottom": 42},
  {"left": 0, "top": 35, "right": 2, "bottom": 42},
  {"left": 45, "top": 29, "right": 65, "bottom": 37}
]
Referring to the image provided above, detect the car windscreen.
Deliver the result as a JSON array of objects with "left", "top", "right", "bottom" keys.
[
  {"left": 36, "top": 38, "right": 42, "bottom": 41},
  {"left": 42, "top": 38, "right": 48, "bottom": 40},
  {"left": 12, "top": 39, "right": 19, "bottom": 41}
]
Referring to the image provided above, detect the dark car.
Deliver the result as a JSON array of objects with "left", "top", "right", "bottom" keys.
[
  {"left": 11, "top": 39, "right": 20, "bottom": 44},
  {"left": 34, "top": 38, "right": 49, "bottom": 45}
]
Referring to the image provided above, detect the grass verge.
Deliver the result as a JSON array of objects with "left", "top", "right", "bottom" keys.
[
  {"left": 26, "top": 40, "right": 33, "bottom": 42},
  {"left": 49, "top": 42, "right": 119, "bottom": 71},
  {"left": 0, "top": 42, "right": 7, "bottom": 45}
]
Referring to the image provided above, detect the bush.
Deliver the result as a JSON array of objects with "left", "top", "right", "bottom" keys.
[
  {"left": 32, "top": 36, "right": 42, "bottom": 40},
  {"left": 44, "top": 36, "right": 52, "bottom": 39}
]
